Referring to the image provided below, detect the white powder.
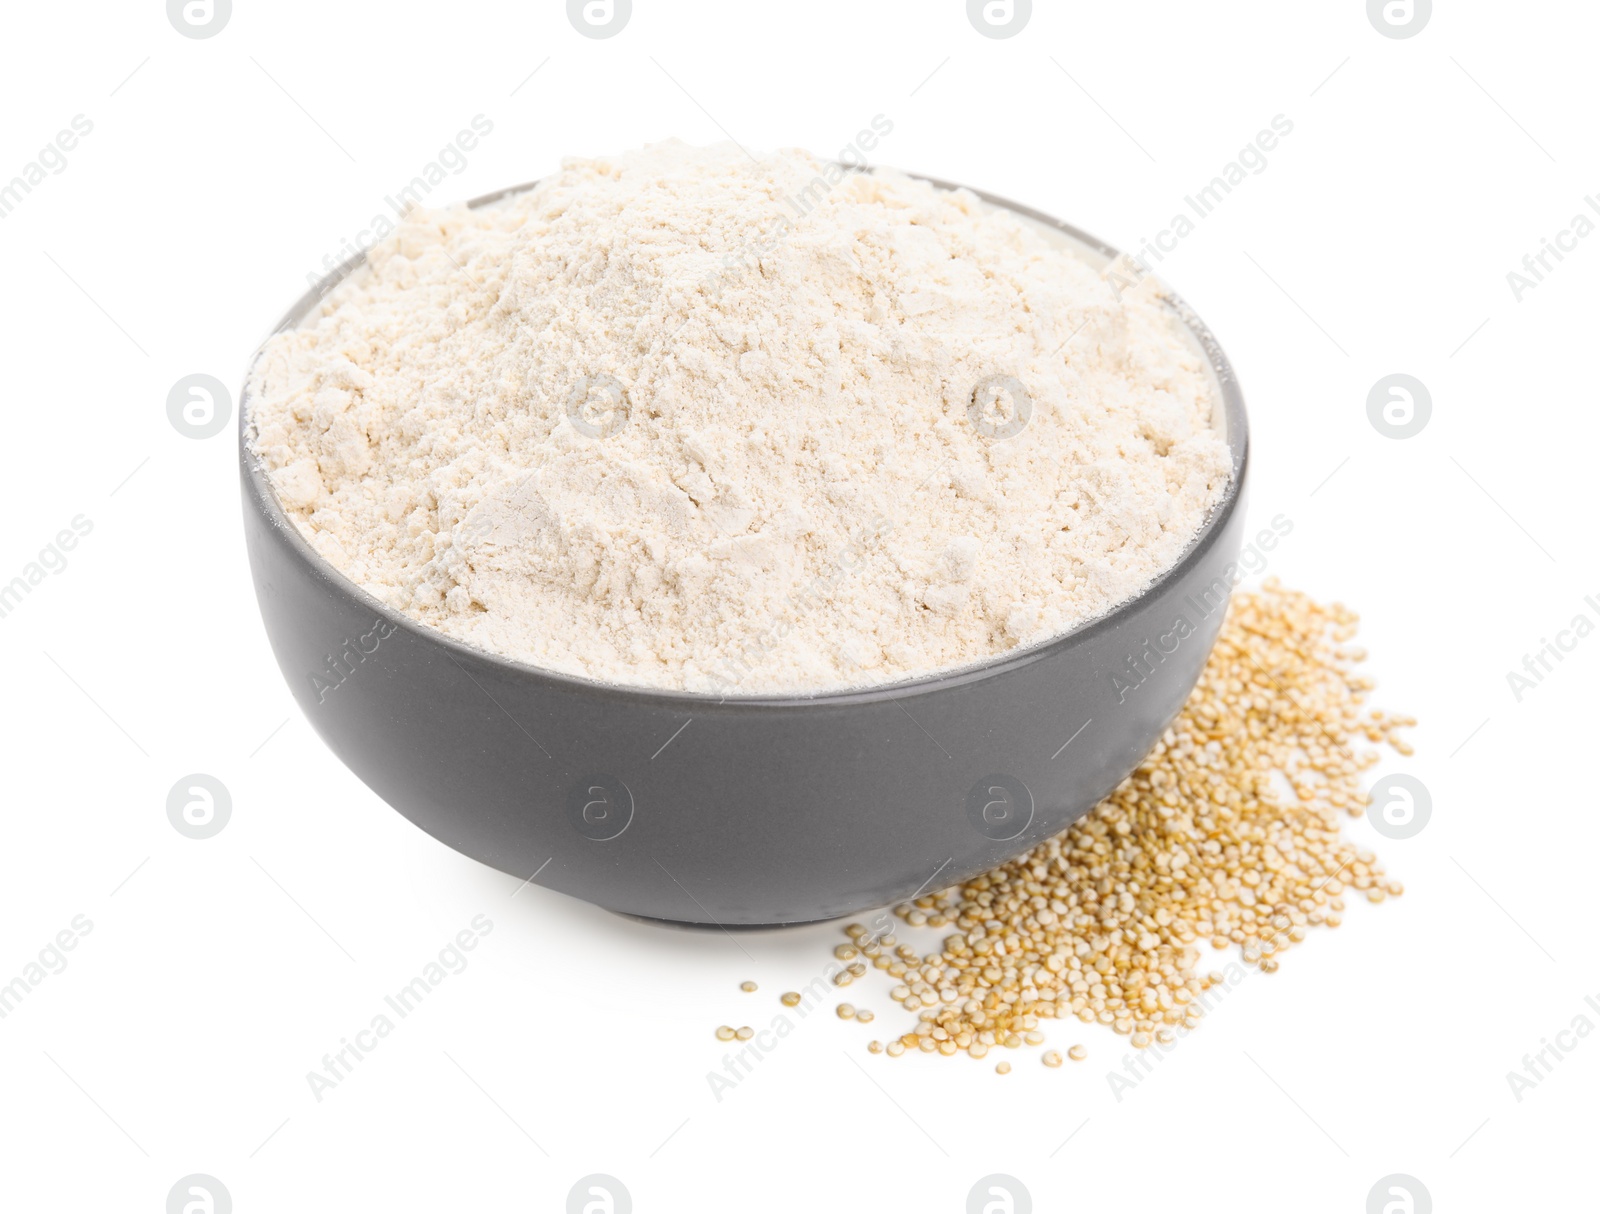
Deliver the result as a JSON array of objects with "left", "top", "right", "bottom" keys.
[{"left": 248, "top": 141, "right": 1231, "bottom": 694}]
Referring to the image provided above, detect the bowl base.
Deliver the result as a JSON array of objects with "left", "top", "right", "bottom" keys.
[{"left": 607, "top": 909, "right": 841, "bottom": 932}]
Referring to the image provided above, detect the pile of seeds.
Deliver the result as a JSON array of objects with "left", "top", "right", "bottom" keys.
[{"left": 822, "top": 580, "right": 1415, "bottom": 1063}]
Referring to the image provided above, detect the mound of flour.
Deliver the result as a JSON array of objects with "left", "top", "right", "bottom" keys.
[{"left": 248, "top": 141, "right": 1231, "bottom": 693}]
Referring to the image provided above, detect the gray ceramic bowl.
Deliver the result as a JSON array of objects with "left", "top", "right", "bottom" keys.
[{"left": 239, "top": 176, "right": 1249, "bottom": 927}]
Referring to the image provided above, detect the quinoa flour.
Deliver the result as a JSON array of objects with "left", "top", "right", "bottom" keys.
[{"left": 247, "top": 141, "right": 1232, "bottom": 693}]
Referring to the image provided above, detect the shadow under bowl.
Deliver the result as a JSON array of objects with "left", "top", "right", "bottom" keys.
[{"left": 239, "top": 175, "right": 1250, "bottom": 927}]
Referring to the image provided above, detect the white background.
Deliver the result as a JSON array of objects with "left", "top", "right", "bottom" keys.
[{"left": 1, "top": 2, "right": 1594, "bottom": 1211}]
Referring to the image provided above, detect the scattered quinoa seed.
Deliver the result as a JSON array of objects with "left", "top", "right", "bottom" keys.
[
  {"left": 1042, "top": 1051, "right": 1063, "bottom": 1067},
  {"left": 996, "top": 1061, "right": 1011, "bottom": 1074},
  {"left": 740, "top": 981, "right": 758, "bottom": 992},
  {"left": 780, "top": 991, "right": 802, "bottom": 1007},
  {"left": 804, "top": 585, "right": 1413, "bottom": 1066},
  {"left": 715, "top": 1025, "right": 735, "bottom": 1041},
  {"left": 837, "top": 1003, "right": 856, "bottom": 1020},
  {"left": 735, "top": 1026, "right": 754, "bottom": 1041}
]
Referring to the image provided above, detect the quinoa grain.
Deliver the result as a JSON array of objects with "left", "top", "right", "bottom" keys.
[{"left": 815, "top": 584, "right": 1412, "bottom": 1065}]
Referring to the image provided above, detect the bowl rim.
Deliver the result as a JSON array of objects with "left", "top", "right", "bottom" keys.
[{"left": 239, "top": 172, "right": 1249, "bottom": 710}]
